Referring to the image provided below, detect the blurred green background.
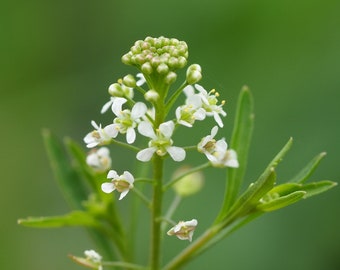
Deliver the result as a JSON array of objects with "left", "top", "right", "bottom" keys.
[{"left": 1, "top": 0, "right": 339, "bottom": 269}]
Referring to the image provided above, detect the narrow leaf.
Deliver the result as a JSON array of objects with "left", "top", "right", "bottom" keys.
[
  {"left": 223, "top": 168, "right": 276, "bottom": 224},
  {"left": 301, "top": 180, "right": 337, "bottom": 198},
  {"left": 18, "top": 211, "right": 99, "bottom": 228},
  {"left": 42, "top": 129, "right": 88, "bottom": 209},
  {"left": 257, "top": 191, "right": 306, "bottom": 212},
  {"left": 217, "top": 86, "right": 254, "bottom": 221},
  {"left": 290, "top": 152, "right": 327, "bottom": 183}
]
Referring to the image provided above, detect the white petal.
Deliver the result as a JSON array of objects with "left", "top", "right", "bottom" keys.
[
  {"left": 138, "top": 121, "right": 156, "bottom": 138},
  {"left": 107, "top": 170, "right": 119, "bottom": 179},
  {"left": 167, "top": 146, "right": 186, "bottom": 162},
  {"left": 97, "top": 147, "right": 110, "bottom": 156},
  {"left": 136, "top": 147, "right": 156, "bottom": 162},
  {"left": 104, "top": 124, "right": 119, "bottom": 138},
  {"left": 183, "top": 85, "right": 195, "bottom": 97},
  {"left": 194, "top": 84, "right": 207, "bottom": 94},
  {"left": 186, "top": 94, "right": 202, "bottom": 108},
  {"left": 185, "top": 219, "right": 198, "bottom": 227},
  {"left": 119, "top": 189, "right": 130, "bottom": 200},
  {"left": 136, "top": 73, "right": 146, "bottom": 86},
  {"left": 211, "top": 126, "right": 218, "bottom": 137},
  {"left": 111, "top": 97, "right": 127, "bottom": 116},
  {"left": 131, "top": 102, "right": 147, "bottom": 119},
  {"left": 101, "top": 99, "right": 113, "bottom": 114},
  {"left": 193, "top": 108, "right": 206, "bottom": 120},
  {"left": 101, "top": 182, "right": 115, "bottom": 193},
  {"left": 91, "top": 120, "right": 100, "bottom": 129},
  {"left": 213, "top": 112, "right": 224, "bottom": 127},
  {"left": 126, "top": 127, "right": 136, "bottom": 144},
  {"left": 159, "top": 121, "right": 174, "bottom": 138},
  {"left": 215, "top": 139, "right": 228, "bottom": 151},
  {"left": 123, "top": 171, "right": 134, "bottom": 185}
]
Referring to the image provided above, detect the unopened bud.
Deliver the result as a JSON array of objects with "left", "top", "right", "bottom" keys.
[
  {"left": 165, "top": 71, "right": 177, "bottom": 84},
  {"left": 122, "top": 74, "right": 136, "bottom": 87},
  {"left": 186, "top": 64, "right": 202, "bottom": 84},
  {"left": 144, "top": 89, "right": 159, "bottom": 102}
]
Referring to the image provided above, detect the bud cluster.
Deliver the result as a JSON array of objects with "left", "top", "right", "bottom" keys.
[{"left": 121, "top": 36, "right": 189, "bottom": 82}]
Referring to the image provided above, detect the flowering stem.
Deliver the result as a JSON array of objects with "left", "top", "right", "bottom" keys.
[
  {"left": 163, "top": 162, "right": 211, "bottom": 191},
  {"left": 150, "top": 155, "right": 164, "bottom": 270}
]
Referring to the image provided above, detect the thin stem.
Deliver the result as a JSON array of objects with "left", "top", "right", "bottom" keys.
[
  {"left": 163, "top": 224, "right": 223, "bottom": 270},
  {"left": 150, "top": 156, "right": 164, "bottom": 270},
  {"left": 131, "top": 187, "right": 152, "bottom": 208},
  {"left": 111, "top": 139, "right": 141, "bottom": 152},
  {"left": 183, "top": 145, "right": 198, "bottom": 151},
  {"left": 103, "top": 261, "right": 148, "bottom": 270},
  {"left": 165, "top": 81, "right": 188, "bottom": 116},
  {"left": 163, "top": 162, "right": 211, "bottom": 191},
  {"left": 161, "top": 194, "right": 182, "bottom": 233}
]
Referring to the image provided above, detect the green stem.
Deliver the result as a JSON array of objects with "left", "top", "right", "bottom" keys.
[
  {"left": 112, "top": 139, "right": 141, "bottom": 152},
  {"left": 163, "top": 223, "right": 223, "bottom": 270},
  {"left": 131, "top": 187, "right": 152, "bottom": 208},
  {"left": 163, "top": 162, "right": 210, "bottom": 191},
  {"left": 161, "top": 194, "right": 182, "bottom": 233},
  {"left": 103, "top": 261, "right": 148, "bottom": 270},
  {"left": 150, "top": 156, "right": 164, "bottom": 270},
  {"left": 165, "top": 81, "right": 188, "bottom": 116}
]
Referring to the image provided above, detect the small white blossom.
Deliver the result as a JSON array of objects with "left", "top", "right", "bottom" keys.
[
  {"left": 195, "top": 84, "right": 226, "bottom": 127},
  {"left": 176, "top": 94, "right": 206, "bottom": 127},
  {"left": 198, "top": 126, "right": 239, "bottom": 168},
  {"left": 84, "top": 121, "right": 116, "bottom": 148},
  {"left": 167, "top": 219, "right": 198, "bottom": 242},
  {"left": 197, "top": 126, "right": 219, "bottom": 155},
  {"left": 84, "top": 249, "right": 103, "bottom": 270},
  {"left": 86, "top": 147, "right": 112, "bottom": 173},
  {"left": 101, "top": 170, "right": 134, "bottom": 200},
  {"left": 137, "top": 120, "right": 186, "bottom": 162},
  {"left": 110, "top": 98, "right": 147, "bottom": 144}
]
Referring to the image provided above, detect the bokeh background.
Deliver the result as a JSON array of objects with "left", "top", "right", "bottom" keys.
[{"left": 1, "top": 0, "right": 339, "bottom": 269}]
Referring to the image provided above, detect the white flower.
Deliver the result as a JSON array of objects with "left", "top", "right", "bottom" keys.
[
  {"left": 110, "top": 98, "right": 147, "bottom": 144},
  {"left": 176, "top": 94, "right": 206, "bottom": 127},
  {"left": 198, "top": 126, "right": 239, "bottom": 168},
  {"left": 167, "top": 219, "right": 198, "bottom": 242},
  {"left": 137, "top": 120, "right": 186, "bottom": 162},
  {"left": 136, "top": 73, "right": 146, "bottom": 86},
  {"left": 81, "top": 249, "right": 103, "bottom": 270},
  {"left": 197, "top": 126, "right": 219, "bottom": 155},
  {"left": 210, "top": 146, "right": 239, "bottom": 168},
  {"left": 195, "top": 84, "right": 226, "bottom": 127},
  {"left": 86, "top": 147, "right": 112, "bottom": 173},
  {"left": 101, "top": 170, "right": 134, "bottom": 200},
  {"left": 84, "top": 121, "right": 116, "bottom": 148},
  {"left": 84, "top": 250, "right": 102, "bottom": 264}
]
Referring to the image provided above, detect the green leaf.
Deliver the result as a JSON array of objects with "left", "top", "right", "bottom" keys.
[
  {"left": 216, "top": 86, "right": 254, "bottom": 221},
  {"left": 301, "top": 180, "right": 337, "bottom": 198},
  {"left": 289, "top": 152, "right": 327, "bottom": 183},
  {"left": 223, "top": 168, "right": 276, "bottom": 224},
  {"left": 256, "top": 191, "right": 306, "bottom": 212},
  {"left": 42, "top": 129, "right": 88, "bottom": 209},
  {"left": 17, "top": 211, "right": 99, "bottom": 228}
]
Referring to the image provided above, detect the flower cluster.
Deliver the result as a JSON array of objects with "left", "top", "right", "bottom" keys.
[{"left": 82, "top": 36, "right": 238, "bottom": 244}]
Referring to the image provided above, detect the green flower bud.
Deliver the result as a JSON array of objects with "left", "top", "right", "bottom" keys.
[
  {"left": 108, "top": 83, "right": 123, "bottom": 96},
  {"left": 144, "top": 89, "right": 160, "bottom": 102},
  {"left": 186, "top": 64, "right": 202, "bottom": 84},
  {"left": 141, "top": 62, "right": 153, "bottom": 74},
  {"left": 122, "top": 74, "right": 136, "bottom": 87},
  {"left": 172, "top": 166, "right": 204, "bottom": 197},
  {"left": 165, "top": 71, "right": 177, "bottom": 84},
  {"left": 157, "top": 63, "right": 169, "bottom": 74}
]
